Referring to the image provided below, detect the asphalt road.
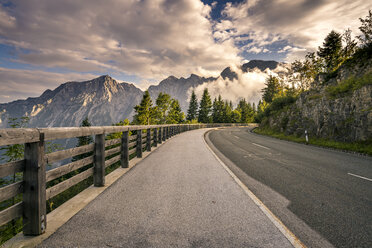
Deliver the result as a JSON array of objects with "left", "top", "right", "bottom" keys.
[
  {"left": 207, "top": 127, "right": 372, "bottom": 248},
  {"left": 39, "top": 129, "right": 293, "bottom": 248}
]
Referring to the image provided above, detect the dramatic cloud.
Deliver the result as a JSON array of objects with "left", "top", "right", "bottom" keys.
[
  {"left": 191, "top": 65, "right": 290, "bottom": 106},
  {"left": 219, "top": 0, "right": 372, "bottom": 60},
  {"left": 0, "top": 0, "right": 370, "bottom": 103},
  {"left": 0, "top": 68, "right": 97, "bottom": 103},
  {"left": 0, "top": 0, "right": 241, "bottom": 81}
]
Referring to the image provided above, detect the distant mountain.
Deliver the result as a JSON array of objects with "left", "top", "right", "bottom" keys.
[
  {"left": 0, "top": 60, "right": 290, "bottom": 128},
  {"left": 0, "top": 75, "right": 143, "bottom": 128},
  {"left": 148, "top": 74, "right": 216, "bottom": 111},
  {"left": 241, "top": 60, "right": 279, "bottom": 72}
]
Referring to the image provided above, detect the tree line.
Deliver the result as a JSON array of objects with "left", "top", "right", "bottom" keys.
[{"left": 130, "top": 88, "right": 257, "bottom": 125}]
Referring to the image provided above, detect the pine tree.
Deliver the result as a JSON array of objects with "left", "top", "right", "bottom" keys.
[
  {"left": 317, "top": 30, "right": 343, "bottom": 72},
  {"left": 72, "top": 117, "right": 93, "bottom": 162},
  {"left": 133, "top": 90, "right": 156, "bottom": 125},
  {"left": 186, "top": 90, "right": 198, "bottom": 121},
  {"left": 261, "top": 76, "right": 281, "bottom": 103},
  {"left": 154, "top": 92, "right": 171, "bottom": 124},
  {"left": 223, "top": 100, "right": 232, "bottom": 123},
  {"left": 167, "top": 99, "right": 185, "bottom": 124},
  {"left": 212, "top": 95, "right": 225, "bottom": 123},
  {"left": 198, "top": 88, "right": 212, "bottom": 123},
  {"left": 231, "top": 110, "right": 241, "bottom": 123}
]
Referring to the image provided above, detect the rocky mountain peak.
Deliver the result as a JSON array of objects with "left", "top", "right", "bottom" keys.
[
  {"left": 241, "top": 60, "right": 279, "bottom": 72},
  {"left": 220, "top": 67, "right": 238, "bottom": 81}
]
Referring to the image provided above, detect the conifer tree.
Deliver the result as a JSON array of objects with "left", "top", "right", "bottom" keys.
[
  {"left": 212, "top": 95, "right": 225, "bottom": 123},
  {"left": 198, "top": 88, "right": 212, "bottom": 123},
  {"left": 186, "top": 90, "right": 198, "bottom": 121},
  {"left": 231, "top": 110, "right": 241, "bottom": 123},
  {"left": 167, "top": 99, "right": 184, "bottom": 124},
  {"left": 223, "top": 100, "right": 232, "bottom": 123},
  {"left": 317, "top": 30, "right": 343, "bottom": 72},
  {"left": 133, "top": 90, "right": 156, "bottom": 125},
  {"left": 261, "top": 76, "right": 281, "bottom": 103},
  {"left": 155, "top": 92, "right": 171, "bottom": 124}
]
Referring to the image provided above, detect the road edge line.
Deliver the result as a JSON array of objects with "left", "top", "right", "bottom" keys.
[{"left": 203, "top": 129, "right": 306, "bottom": 248}]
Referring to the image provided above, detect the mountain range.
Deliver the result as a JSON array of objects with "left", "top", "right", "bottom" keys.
[{"left": 0, "top": 60, "right": 288, "bottom": 128}]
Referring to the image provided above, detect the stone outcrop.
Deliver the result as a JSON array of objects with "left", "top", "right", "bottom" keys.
[{"left": 261, "top": 59, "right": 372, "bottom": 142}]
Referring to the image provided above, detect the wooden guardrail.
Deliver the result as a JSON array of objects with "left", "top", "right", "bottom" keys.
[{"left": 0, "top": 123, "right": 246, "bottom": 237}]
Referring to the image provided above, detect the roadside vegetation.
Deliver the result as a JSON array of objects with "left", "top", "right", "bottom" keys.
[
  {"left": 255, "top": 10, "right": 372, "bottom": 155},
  {"left": 254, "top": 127, "right": 372, "bottom": 156}
]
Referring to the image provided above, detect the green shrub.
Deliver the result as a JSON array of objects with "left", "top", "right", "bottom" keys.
[
  {"left": 326, "top": 72, "right": 372, "bottom": 98},
  {"left": 254, "top": 127, "right": 372, "bottom": 155}
]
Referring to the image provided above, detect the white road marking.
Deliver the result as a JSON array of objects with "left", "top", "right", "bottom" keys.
[
  {"left": 347, "top": 173, "right": 372, "bottom": 182},
  {"left": 204, "top": 130, "right": 305, "bottom": 248},
  {"left": 233, "top": 135, "right": 240, "bottom": 139},
  {"left": 252, "top": 142, "right": 270, "bottom": 150}
]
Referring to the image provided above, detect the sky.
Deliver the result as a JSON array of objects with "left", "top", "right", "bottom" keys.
[{"left": 0, "top": 0, "right": 371, "bottom": 103}]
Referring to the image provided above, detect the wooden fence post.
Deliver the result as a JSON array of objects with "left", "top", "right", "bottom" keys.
[
  {"left": 23, "top": 133, "right": 47, "bottom": 235},
  {"left": 153, "top": 128, "right": 158, "bottom": 147},
  {"left": 146, "top": 128, "right": 151, "bottom": 151},
  {"left": 136, "top": 130, "right": 142, "bottom": 158},
  {"left": 121, "top": 131, "right": 129, "bottom": 168},
  {"left": 94, "top": 133, "right": 105, "bottom": 187},
  {"left": 159, "top": 127, "right": 162, "bottom": 144}
]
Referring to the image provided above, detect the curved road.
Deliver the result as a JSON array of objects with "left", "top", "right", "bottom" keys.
[
  {"left": 39, "top": 129, "right": 293, "bottom": 248},
  {"left": 207, "top": 127, "right": 372, "bottom": 248}
]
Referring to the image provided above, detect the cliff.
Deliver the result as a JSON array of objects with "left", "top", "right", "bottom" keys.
[{"left": 260, "top": 56, "right": 372, "bottom": 143}]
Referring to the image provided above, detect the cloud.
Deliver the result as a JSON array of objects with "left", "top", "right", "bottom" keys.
[
  {"left": 191, "top": 66, "right": 283, "bottom": 106},
  {"left": 219, "top": 0, "right": 372, "bottom": 61},
  {"left": 0, "top": 0, "right": 241, "bottom": 81},
  {"left": 0, "top": 68, "right": 97, "bottom": 103}
]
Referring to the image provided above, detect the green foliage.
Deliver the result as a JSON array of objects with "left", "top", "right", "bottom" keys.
[
  {"left": 308, "top": 94, "right": 322, "bottom": 100},
  {"left": 155, "top": 92, "right": 171, "bottom": 124},
  {"left": 291, "top": 52, "right": 323, "bottom": 90},
  {"left": 326, "top": 72, "right": 372, "bottom": 98},
  {"left": 358, "top": 10, "right": 372, "bottom": 46},
  {"left": 106, "top": 119, "right": 130, "bottom": 140},
  {"left": 72, "top": 117, "right": 93, "bottom": 162},
  {"left": 254, "top": 127, "right": 372, "bottom": 155},
  {"left": 236, "top": 98, "right": 255, "bottom": 123},
  {"left": 231, "top": 110, "right": 241, "bottom": 123},
  {"left": 212, "top": 95, "right": 225, "bottom": 123},
  {"left": 317, "top": 30, "right": 343, "bottom": 73},
  {"left": 186, "top": 90, "right": 198, "bottom": 121},
  {"left": 166, "top": 99, "right": 184, "bottom": 124},
  {"left": 198, "top": 88, "right": 212, "bottom": 123},
  {"left": 133, "top": 91, "right": 157, "bottom": 125},
  {"left": 342, "top": 28, "right": 358, "bottom": 60},
  {"left": 261, "top": 75, "right": 281, "bottom": 103}
]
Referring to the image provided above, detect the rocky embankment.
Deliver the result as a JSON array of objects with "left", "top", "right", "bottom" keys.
[{"left": 261, "top": 59, "right": 372, "bottom": 142}]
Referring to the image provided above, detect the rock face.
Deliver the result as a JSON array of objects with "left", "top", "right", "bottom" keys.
[
  {"left": 262, "top": 60, "right": 372, "bottom": 142},
  {"left": 0, "top": 75, "right": 143, "bottom": 128}
]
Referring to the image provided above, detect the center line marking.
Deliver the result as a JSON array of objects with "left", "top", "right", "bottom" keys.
[
  {"left": 252, "top": 142, "right": 270, "bottom": 150},
  {"left": 347, "top": 173, "right": 372, "bottom": 182}
]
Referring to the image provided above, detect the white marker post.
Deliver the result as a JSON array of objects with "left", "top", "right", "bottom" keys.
[{"left": 305, "top": 130, "right": 309, "bottom": 144}]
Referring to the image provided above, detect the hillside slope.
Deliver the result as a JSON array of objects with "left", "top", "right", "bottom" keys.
[{"left": 261, "top": 57, "right": 372, "bottom": 142}]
